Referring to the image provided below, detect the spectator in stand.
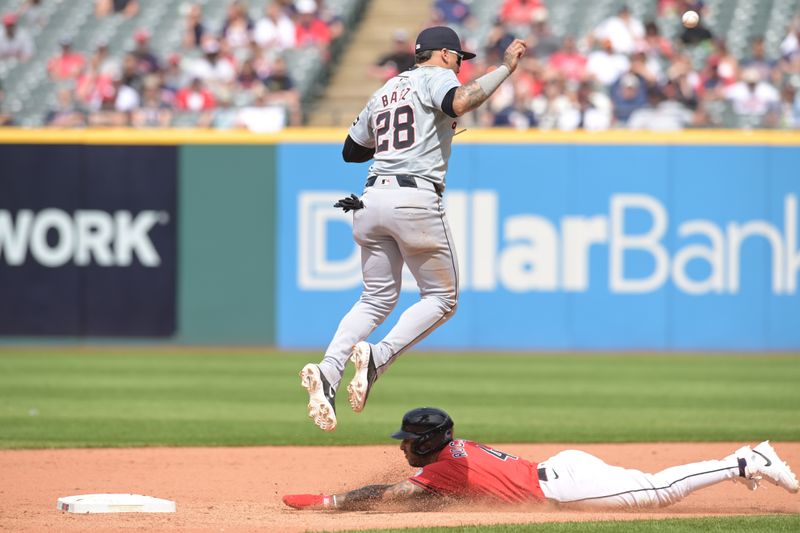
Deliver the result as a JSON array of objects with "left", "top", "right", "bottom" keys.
[
  {"left": 779, "top": 15, "right": 799, "bottom": 59},
  {"left": 238, "top": 58, "right": 264, "bottom": 90},
  {"left": 725, "top": 67, "right": 780, "bottom": 122},
  {"left": 778, "top": 84, "right": 799, "bottom": 128},
  {"left": 294, "top": 0, "right": 331, "bottom": 50},
  {"left": 609, "top": 72, "right": 648, "bottom": 125},
  {"left": 629, "top": 51, "right": 658, "bottom": 87},
  {"left": 590, "top": 4, "right": 644, "bottom": 55},
  {"left": 531, "top": 76, "right": 572, "bottom": 129},
  {"left": 500, "top": 0, "right": 544, "bottom": 27},
  {"left": 0, "top": 13, "right": 34, "bottom": 62},
  {"left": 116, "top": 52, "right": 143, "bottom": 94},
  {"left": 585, "top": 37, "right": 630, "bottom": 87},
  {"left": 263, "top": 56, "right": 301, "bottom": 125},
  {"left": 76, "top": 46, "right": 117, "bottom": 111},
  {"left": 698, "top": 56, "right": 728, "bottom": 102},
  {"left": 237, "top": 83, "right": 287, "bottom": 132},
  {"left": 657, "top": 0, "right": 696, "bottom": 18},
  {"left": 45, "top": 88, "right": 86, "bottom": 127},
  {"left": 200, "top": 88, "right": 239, "bottom": 129},
  {"left": 628, "top": 85, "right": 693, "bottom": 131},
  {"left": 528, "top": 11, "right": 560, "bottom": 58},
  {"left": 132, "top": 75, "right": 173, "bottom": 127},
  {"left": 679, "top": 1, "right": 713, "bottom": 46},
  {"left": 189, "top": 39, "right": 236, "bottom": 97},
  {"left": 274, "top": 0, "right": 295, "bottom": 13},
  {"left": 433, "top": 0, "right": 473, "bottom": 28},
  {"left": 370, "top": 29, "right": 415, "bottom": 82},
  {"left": 557, "top": 81, "right": 612, "bottom": 131},
  {"left": 741, "top": 36, "right": 777, "bottom": 85},
  {"left": 0, "top": 81, "right": 14, "bottom": 126},
  {"left": 182, "top": 3, "right": 206, "bottom": 50},
  {"left": 48, "top": 38, "right": 85, "bottom": 80},
  {"left": 176, "top": 77, "right": 216, "bottom": 111},
  {"left": 314, "top": 0, "right": 345, "bottom": 43},
  {"left": 247, "top": 41, "right": 274, "bottom": 78},
  {"left": 665, "top": 53, "right": 700, "bottom": 109},
  {"left": 114, "top": 73, "right": 140, "bottom": 114},
  {"left": 19, "top": 0, "right": 47, "bottom": 31},
  {"left": 484, "top": 18, "right": 516, "bottom": 65},
  {"left": 91, "top": 41, "right": 121, "bottom": 79},
  {"left": 162, "top": 53, "right": 185, "bottom": 93},
  {"left": 492, "top": 88, "right": 537, "bottom": 129},
  {"left": 705, "top": 38, "right": 739, "bottom": 88},
  {"left": 132, "top": 29, "right": 160, "bottom": 75},
  {"left": 642, "top": 21, "right": 673, "bottom": 63},
  {"left": 221, "top": 1, "right": 254, "bottom": 54},
  {"left": 514, "top": 57, "right": 544, "bottom": 99},
  {"left": 254, "top": 1, "right": 296, "bottom": 52},
  {"left": 87, "top": 84, "right": 127, "bottom": 127},
  {"left": 548, "top": 36, "right": 586, "bottom": 82},
  {"left": 95, "top": 0, "right": 139, "bottom": 19}
]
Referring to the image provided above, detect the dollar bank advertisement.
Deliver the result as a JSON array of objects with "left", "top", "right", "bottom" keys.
[{"left": 277, "top": 142, "right": 800, "bottom": 350}]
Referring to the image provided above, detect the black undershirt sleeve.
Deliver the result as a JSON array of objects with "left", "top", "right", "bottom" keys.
[
  {"left": 441, "top": 86, "right": 458, "bottom": 118},
  {"left": 342, "top": 135, "right": 375, "bottom": 163}
]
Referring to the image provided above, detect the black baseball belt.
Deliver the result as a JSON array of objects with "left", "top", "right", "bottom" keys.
[
  {"left": 365, "top": 175, "right": 442, "bottom": 197},
  {"left": 537, "top": 467, "right": 549, "bottom": 482}
]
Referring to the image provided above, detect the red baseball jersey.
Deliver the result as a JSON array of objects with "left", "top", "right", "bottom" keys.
[{"left": 408, "top": 439, "right": 546, "bottom": 503}]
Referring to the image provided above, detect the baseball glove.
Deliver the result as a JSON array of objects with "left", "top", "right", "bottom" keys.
[
  {"left": 334, "top": 194, "right": 364, "bottom": 213},
  {"left": 282, "top": 493, "right": 333, "bottom": 510}
]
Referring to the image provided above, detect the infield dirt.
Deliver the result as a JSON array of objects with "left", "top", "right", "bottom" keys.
[{"left": 1, "top": 443, "right": 798, "bottom": 532}]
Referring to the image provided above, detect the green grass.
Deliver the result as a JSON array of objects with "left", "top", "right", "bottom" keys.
[
  {"left": 343, "top": 515, "right": 800, "bottom": 532},
  {"left": 0, "top": 350, "right": 798, "bottom": 448}
]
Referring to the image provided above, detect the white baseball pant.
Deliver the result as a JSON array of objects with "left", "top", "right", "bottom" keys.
[
  {"left": 537, "top": 449, "right": 741, "bottom": 509},
  {"left": 320, "top": 177, "right": 459, "bottom": 387}
]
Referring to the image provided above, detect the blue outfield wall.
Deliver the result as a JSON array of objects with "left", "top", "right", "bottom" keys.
[{"left": 277, "top": 142, "right": 800, "bottom": 350}]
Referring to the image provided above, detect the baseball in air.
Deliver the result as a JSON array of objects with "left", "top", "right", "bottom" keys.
[{"left": 682, "top": 10, "right": 699, "bottom": 28}]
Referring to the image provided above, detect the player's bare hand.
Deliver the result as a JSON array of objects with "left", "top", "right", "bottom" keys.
[{"left": 502, "top": 39, "right": 527, "bottom": 73}]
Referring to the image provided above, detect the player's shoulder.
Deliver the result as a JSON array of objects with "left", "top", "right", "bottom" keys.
[{"left": 435, "top": 439, "right": 471, "bottom": 460}]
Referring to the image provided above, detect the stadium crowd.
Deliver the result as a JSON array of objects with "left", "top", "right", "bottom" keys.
[
  {"left": 1, "top": 0, "right": 799, "bottom": 129},
  {"left": 0, "top": 0, "right": 343, "bottom": 128},
  {"left": 406, "top": 0, "right": 800, "bottom": 130}
]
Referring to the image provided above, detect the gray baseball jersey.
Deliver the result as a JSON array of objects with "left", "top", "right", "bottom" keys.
[{"left": 348, "top": 65, "right": 461, "bottom": 189}]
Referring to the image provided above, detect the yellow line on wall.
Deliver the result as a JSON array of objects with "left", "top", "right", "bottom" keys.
[{"left": 0, "top": 127, "right": 799, "bottom": 145}]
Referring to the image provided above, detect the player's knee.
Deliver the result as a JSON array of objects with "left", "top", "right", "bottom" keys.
[
  {"left": 444, "top": 287, "right": 458, "bottom": 313},
  {"left": 362, "top": 293, "right": 398, "bottom": 317}
]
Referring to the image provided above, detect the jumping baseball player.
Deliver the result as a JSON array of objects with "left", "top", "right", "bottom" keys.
[
  {"left": 283, "top": 407, "right": 800, "bottom": 510},
  {"left": 299, "top": 26, "right": 528, "bottom": 432}
]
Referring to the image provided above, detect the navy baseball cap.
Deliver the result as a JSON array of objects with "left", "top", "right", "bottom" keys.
[{"left": 415, "top": 26, "right": 476, "bottom": 60}]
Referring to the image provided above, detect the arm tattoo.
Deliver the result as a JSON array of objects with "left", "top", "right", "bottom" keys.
[
  {"left": 333, "top": 484, "right": 390, "bottom": 510},
  {"left": 453, "top": 81, "right": 488, "bottom": 115},
  {"left": 333, "top": 480, "right": 428, "bottom": 510},
  {"left": 385, "top": 479, "right": 425, "bottom": 499}
]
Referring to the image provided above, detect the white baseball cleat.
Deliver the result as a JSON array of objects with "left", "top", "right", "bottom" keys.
[
  {"left": 299, "top": 364, "right": 337, "bottom": 432},
  {"left": 747, "top": 441, "right": 799, "bottom": 493},
  {"left": 347, "top": 341, "right": 377, "bottom": 413},
  {"left": 734, "top": 441, "right": 800, "bottom": 493}
]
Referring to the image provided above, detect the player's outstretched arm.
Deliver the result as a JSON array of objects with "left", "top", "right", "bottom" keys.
[
  {"left": 283, "top": 479, "right": 430, "bottom": 511},
  {"left": 452, "top": 38, "right": 527, "bottom": 116}
]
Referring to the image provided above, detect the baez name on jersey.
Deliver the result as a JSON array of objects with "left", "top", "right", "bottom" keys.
[{"left": 380, "top": 87, "right": 411, "bottom": 108}]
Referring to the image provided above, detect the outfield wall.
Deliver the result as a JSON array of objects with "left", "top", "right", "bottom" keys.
[{"left": 1, "top": 129, "right": 799, "bottom": 349}]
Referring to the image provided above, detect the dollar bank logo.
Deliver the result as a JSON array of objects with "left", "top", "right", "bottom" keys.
[
  {"left": 298, "top": 192, "right": 800, "bottom": 296},
  {"left": 0, "top": 209, "right": 170, "bottom": 267}
]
